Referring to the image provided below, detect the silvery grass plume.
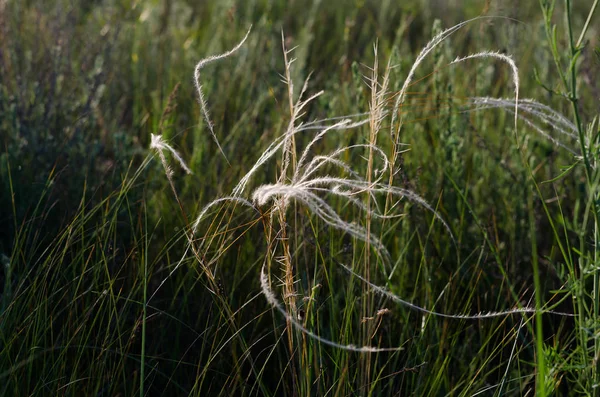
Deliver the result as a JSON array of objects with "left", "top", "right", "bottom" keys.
[
  {"left": 194, "top": 26, "right": 252, "bottom": 164},
  {"left": 389, "top": 17, "right": 520, "bottom": 176},
  {"left": 247, "top": 119, "right": 454, "bottom": 273},
  {"left": 466, "top": 97, "right": 581, "bottom": 155},
  {"left": 150, "top": 133, "right": 193, "bottom": 176},
  {"left": 389, "top": 17, "right": 581, "bottom": 159},
  {"left": 150, "top": 133, "right": 193, "bottom": 200},
  {"left": 150, "top": 19, "right": 577, "bottom": 354}
]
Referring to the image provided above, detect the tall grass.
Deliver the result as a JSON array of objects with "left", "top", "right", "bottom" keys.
[{"left": 1, "top": 0, "right": 599, "bottom": 395}]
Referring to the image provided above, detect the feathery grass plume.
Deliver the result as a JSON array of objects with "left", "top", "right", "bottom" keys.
[
  {"left": 150, "top": 133, "right": 193, "bottom": 175},
  {"left": 279, "top": 32, "right": 299, "bottom": 181},
  {"left": 390, "top": 18, "right": 474, "bottom": 172},
  {"left": 252, "top": 174, "right": 455, "bottom": 272},
  {"left": 466, "top": 97, "right": 581, "bottom": 154},
  {"left": 387, "top": 20, "right": 582, "bottom": 158},
  {"left": 449, "top": 51, "right": 519, "bottom": 129},
  {"left": 150, "top": 133, "right": 193, "bottom": 200},
  {"left": 389, "top": 17, "right": 521, "bottom": 177},
  {"left": 149, "top": 133, "right": 194, "bottom": 302},
  {"left": 231, "top": 115, "right": 371, "bottom": 197},
  {"left": 194, "top": 26, "right": 252, "bottom": 163},
  {"left": 363, "top": 47, "right": 393, "bottom": 364},
  {"left": 336, "top": 261, "right": 574, "bottom": 319},
  {"left": 149, "top": 133, "right": 268, "bottom": 392},
  {"left": 184, "top": 29, "right": 454, "bottom": 353},
  {"left": 272, "top": 44, "right": 326, "bottom": 364}
]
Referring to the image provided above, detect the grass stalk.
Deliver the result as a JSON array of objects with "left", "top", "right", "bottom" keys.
[
  {"left": 528, "top": 193, "right": 546, "bottom": 396},
  {"left": 140, "top": 206, "right": 148, "bottom": 397}
]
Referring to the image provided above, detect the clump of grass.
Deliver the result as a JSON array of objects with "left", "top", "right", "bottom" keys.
[{"left": 151, "top": 10, "right": 595, "bottom": 395}]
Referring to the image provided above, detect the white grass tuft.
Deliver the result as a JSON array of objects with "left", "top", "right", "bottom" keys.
[
  {"left": 150, "top": 133, "right": 193, "bottom": 175},
  {"left": 389, "top": 17, "right": 523, "bottom": 176},
  {"left": 466, "top": 97, "right": 581, "bottom": 154},
  {"left": 194, "top": 26, "right": 252, "bottom": 163},
  {"left": 390, "top": 18, "right": 476, "bottom": 169},
  {"left": 450, "top": 51, "right": 519, "bottom": 131}
]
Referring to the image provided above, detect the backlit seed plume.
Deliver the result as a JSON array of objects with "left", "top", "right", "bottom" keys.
[
  {"left": 150, "top": 133, "right": 193, "bottom": 175},
  {"left": 194, "top": 26, "right": 252, "bottom": 163}
]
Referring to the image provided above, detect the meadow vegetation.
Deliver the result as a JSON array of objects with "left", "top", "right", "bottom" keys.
[{"left": 1, "top": 0, "right": 599, "bottom": 395}]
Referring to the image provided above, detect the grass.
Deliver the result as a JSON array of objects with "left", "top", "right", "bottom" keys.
[{"left": 1, "top": 0, "right": 599, "bottom": 395}]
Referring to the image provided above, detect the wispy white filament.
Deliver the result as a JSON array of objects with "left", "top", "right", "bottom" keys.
[
  {"left": 150, "top": 133, "right": 193, "bottom": 175},
  {"left": 337, "top": 261, "right": 574, "bottom": 319},
  {"left": 466, "top": 97, "right": 581, "bottom": 154},
  {"left": 194, "top": 26, "right": 252, "bottom": 162},
  {"left": 450, "top": 51, "right": 520, "bottom": 130}
]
